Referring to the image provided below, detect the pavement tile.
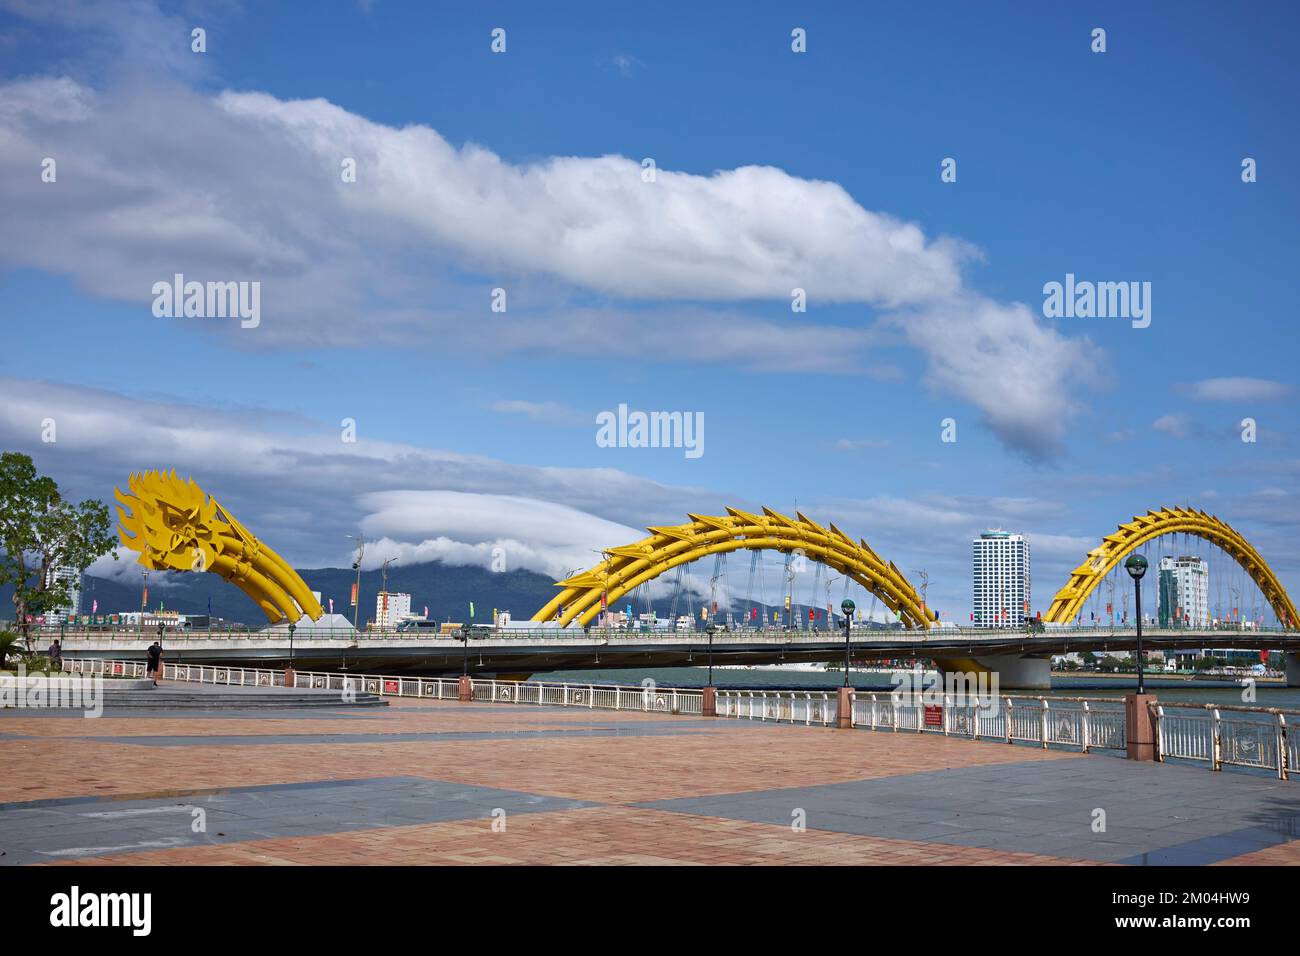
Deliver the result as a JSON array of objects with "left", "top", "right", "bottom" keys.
[{"left": 3, "top": 694, "right": 1298, "bottom": 865}]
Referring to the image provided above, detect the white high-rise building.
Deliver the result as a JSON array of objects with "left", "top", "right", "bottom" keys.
[
  {"left": 1158, "top": 556, "right": 1209, "bottom": 627},
  {"left": 375, "top": 591, "right": 412, "bottom": 629},
  {"left": 972, "top": 531, "right": 1031, "bottom": 627},
  {"left": 43, "top": 565, "right": 82, "bottom": 626}
]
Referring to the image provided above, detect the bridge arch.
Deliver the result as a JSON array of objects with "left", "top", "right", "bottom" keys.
[
  {"left": 532, "top": 507, "right": 935, "bottom": 629},
  {"left": 1044, "top": 506, "right": 1298, "bottom": 628}
]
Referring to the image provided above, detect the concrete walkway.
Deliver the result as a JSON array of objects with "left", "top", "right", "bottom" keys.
[{"left": 2, "top": 697, "right": 1298, "bottom": 865}]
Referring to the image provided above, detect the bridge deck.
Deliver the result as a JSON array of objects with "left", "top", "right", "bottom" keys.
[{"left": 45, "top": 627, "right": 1300, "bottom": 676}]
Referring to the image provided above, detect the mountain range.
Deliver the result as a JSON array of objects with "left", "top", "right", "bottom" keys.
[{"left": 1, "top": 561, "right": 840, "bottom": 629}]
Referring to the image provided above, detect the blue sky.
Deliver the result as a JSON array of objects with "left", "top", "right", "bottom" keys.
[{"left": 0, "top": 0, "right": 1296, "bottom": 622}]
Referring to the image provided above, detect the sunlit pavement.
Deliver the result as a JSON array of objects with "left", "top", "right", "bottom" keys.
[{"left": 3, "top": 694, "right": 1299, "bottom": 866}]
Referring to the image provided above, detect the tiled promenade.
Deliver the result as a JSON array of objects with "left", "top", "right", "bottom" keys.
[{"left": 3, "top": 692, "right": 1300, "bottom": 865}]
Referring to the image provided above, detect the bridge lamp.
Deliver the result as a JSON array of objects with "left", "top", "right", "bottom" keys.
[
  {"left": 840, "top": 599, "right": 856, "bottom": 688},
  {"left": 1124, "top": 554, "right": 1148, "bottom": 694}
]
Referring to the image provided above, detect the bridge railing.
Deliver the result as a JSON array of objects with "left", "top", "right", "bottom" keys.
[{"left": 44, "top": 623, "right": 1296, "bottom": 644}]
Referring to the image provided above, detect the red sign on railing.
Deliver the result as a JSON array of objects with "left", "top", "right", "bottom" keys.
[
  {"left": 923, "top": 705, "right": 943, "bottom": 728},
  {"left": 383, "top": 680, "right": 399, "bottom": 694}
]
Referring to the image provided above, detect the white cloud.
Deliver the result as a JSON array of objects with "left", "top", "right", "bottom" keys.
[
  {"left": 1184, "top": 377, "right": 1293, "bottom": 402},
  {"left": 0, "top": 47, "right": 1098, "bottom": 456},
  {"left": 358, "top": 490, "right": 643, "bottom": 578},
  {"left": 832, "top": 438, "right": 890, "bottom": 451},
  {"left": 488, "top": 400, "right": 586, "bottom": 426},
  {"left": 610, "top": 53, "right": 642, "bottom": 77},
  {"left": 0, "top": 376, "right": 718, "bottom": 572},
  {"left": 892, "top": 295, "right": 1102, "bottom": 457},
  {"left": 1153, "top": 414, "right": 1192, "bottom": 438}
]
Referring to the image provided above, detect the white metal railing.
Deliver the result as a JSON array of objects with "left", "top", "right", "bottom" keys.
[
  {"left": 1154, "top": 704, "right": 1297, "bottom": 779},
  {"left": 59, "top": 659, "right": 703, "bottom": 715},
  {"left": 847, "top": 693, "right": 1128, "bottom": 753},
  {"left": 468, "top": 677, "right": 702, "bottom": 715},
  {"left": 715, "top": 689, "right": 838, "bottom": 726},
  {"left": 65, "top": 657, "right": 296, "bottom": 689}
]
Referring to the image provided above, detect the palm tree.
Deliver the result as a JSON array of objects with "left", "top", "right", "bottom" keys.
[{"left": 0, "top": 630, "right": 22, "bottom": 670}]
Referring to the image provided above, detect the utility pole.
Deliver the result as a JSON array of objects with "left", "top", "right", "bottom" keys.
[
  {"left": 590, "top": 549, "right": 611, "bottom": 629},
  {"left": 379, "top": 557, "right": 394, "bottom": 630},
  {"left": 913, "top": 569, "right": 929, "bottom": 620},
  {"left": 348, "top": 535, "right": 365, "bottom": 633},
  {"left": 709, "top": 555, "right": 722, "bottom": 631},
  {"left": 785, "top": 553, "right": 796, "bottom": 631},
  {"left": 825, "top": 575, "right": 839, "bottom": 634}
]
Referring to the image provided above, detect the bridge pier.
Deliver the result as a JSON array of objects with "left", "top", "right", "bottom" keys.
[
  {"left": 933, "top": 654, "right": 1052, "bottom": 691},
  {"left": 1286, "top": 654, "right": 1300, "bottom": 688}
]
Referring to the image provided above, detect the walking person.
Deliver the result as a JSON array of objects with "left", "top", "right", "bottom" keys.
[
  {"left": 47, "top": 639, "right": 62, "bottom": 673},
  {"left": 146, "top": 640, "right": 163, "bottom": 687}
]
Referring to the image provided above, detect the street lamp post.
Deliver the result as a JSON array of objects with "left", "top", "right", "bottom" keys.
[
  {"left": 840, "top": 599, "right": 856, "bottom": 688},
  {"left": 706, "top": 623, "right": 715, "bottom": 686},
  {"left": 1125, "top": 554, "right": 1148, "bottom": 694},
  {"left": 288, "top": 622, "right": 296, "bottom": 671}
]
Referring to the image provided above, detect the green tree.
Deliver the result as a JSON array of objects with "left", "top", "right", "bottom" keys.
[
  {"left": 0, "top": 631, "right": 22, "bottom": 669},
  {"left": 0, "top": 452, "right": 117, "bottom": 644}
]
